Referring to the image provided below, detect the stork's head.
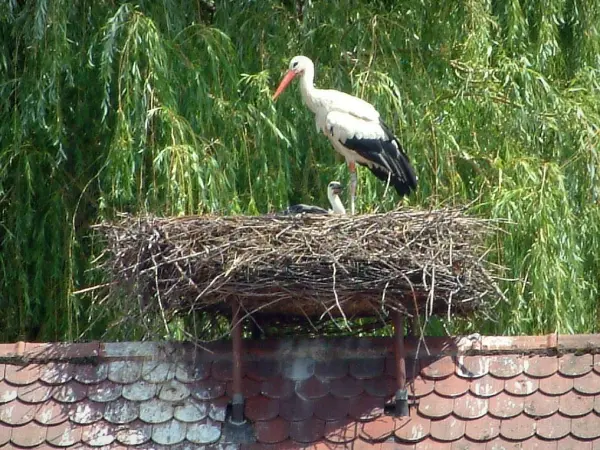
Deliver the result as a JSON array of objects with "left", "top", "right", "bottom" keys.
[
  {"left": 327, "top": 181, "right": 343, "bottom": 197},
  {"left": 273, "top": 55, "right": 314, "bottom": 100}
]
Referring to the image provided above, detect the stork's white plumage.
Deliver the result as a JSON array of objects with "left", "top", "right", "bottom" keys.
[
  {"left": 273, "top": 55, "right": 418, "bottom": 214},
  {"left": 281, "top": 181, "right": 346, "bottom": 215}
]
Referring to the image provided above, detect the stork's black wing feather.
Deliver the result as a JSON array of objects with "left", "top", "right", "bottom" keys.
[
  {"left": 341, "top": 119, "right": 418, "bottom": 197},
  {"left": 280, "top": 204, "right": 329, "bottom": 215}
]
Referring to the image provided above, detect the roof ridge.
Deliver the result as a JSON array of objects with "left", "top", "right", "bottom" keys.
[{"left": 1, "top": 334, "right": 600, "bottom": 363}]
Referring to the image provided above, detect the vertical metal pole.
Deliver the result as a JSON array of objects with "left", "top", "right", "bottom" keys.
[
  {"left": 231, "top": 298, "right": 245, "bottom": 424},
  {"left": 393, "top": 311, "right": 409, "bottom": 416},
  {"left": 411, "top": 316, "right": 420, "bottom": 337}
]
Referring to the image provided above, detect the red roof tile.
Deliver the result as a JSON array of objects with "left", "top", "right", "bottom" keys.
[
  {"left": 40, "top": 362, "right": 75, "bottom": 384},
  {"left": 278, "top": 394, "right": 315, "bottom": 421},
  {"left": 175, "top": 360, "right": 211, "bottom": 382},
  {"left": 559, "top": 353, "right": 594, "bottom": 377},
  {"left": 560, "top": 436, "right": 594, "bottom": 450},
  {"left": 464, "top": 415, "right": 500, "bottom": 441},
  {"left": 411, "top": 374, "right": 435, "bottom": 397},
  {"left": 435, "top": 374, "right": 470, "bottom": 397},
  {"left": 456, "top": 355, "right": 489, "bottom": 378},
  {"left": 348, "top": 393, "right": 384, "bottom": 421},
  {"left": 499, "top": 413, "right": 536, "bottom": 440},
  {"left": 296, "top": 376, "right": 329, "bottom": 400},
  {"left": 0, "top": 381, "right": 17, "bottom": 403},
  {"left": 523, "top": 354, "right": 558, "bottom": 378},
  {"left": 1, "top": 334, "right": 600, "bottom": 448},
  {"left": 34, "top": 398, "right": 68, "bottom": 425},
  {"left": 121, "top": 380, "right": 157, "bottom": 401},
  {"left": 430, "top": 416, "right": 466, "bottom": 442},
  {"left": 0, "top": 399, "right": 37, "bottom": 425},
  {"left": 226, "top": 376, "right": 260, "bottom": 398},
  {"left": 47, "top": 420, "right": 83, "bottom": 447},
  {"left": 189, "top": 378, "right": 225, "bottom": 400},
  {"left": 324, "top": 417, "right": 358, "bottom": 444},
  {"left": 539, "top": 372, "right": 573, "bottom": 395},
  {"left": 488, "top": 392, "right": 524, "bottom": 418},
  {"left": 115, "top": 419, "right": 152, "bottom": 445},
  {"left": 349, "top": 358, "right": 385, "bottom": 379},
  {"left": 315, "top": 359, "right": 348, "bottom": 380},
  {"left": 418, "top": 391, "right": 454, "bottom": 418},
  {"left": 536, "top": 414, "right": 571, "bottom": 439},
  {"left": 260, "top": 376, "right": 294, "bottom": 400},
  {"left": 313, "top": 394, "right": 350, "bottom": 421},
  {"left": 74, "top": 363, "right": 108, "bottom": 384},
  {"left": 18, "top": 381, "right": 54, "bottom": 403},
  {"left": 559, "top": 391, "right": 595, "bottom": 417},
  {"left": 452, "top": 393, "right": 488, "bottom": 420},
  {"left": 244, "top": 395, "right": 279, "bottom": 421},
  {"left": 211, "top": 359, "right": 234, "bottom": 381},
  {"left": 281, "top": 357, "right": 315, "bottom": 380},
  {"left": 254, "top": 417, "right": 289, "bottom": 444},
  {"left": 70, "top": 400, "right": 105, "bottom": 425},
  {"left": 574, "top": 370, "right": 600, "bottom": 395},
  {"left": 5, "top": 363, "right": 43, "bottom": 385},
  {"left": 87, "top": 380, "right": 122, "bottom": 403},
  {"left": 52, "top": 381, "right": 87, "bottom": 403},
  {"left": 186, "top": 418, "right": 221, "bottom": 444},
  {"left": 504, "top": 373, "right": 538, "bottom": 396},
  {"left": 288, "top": 417, "right": 325, "bottom": 443},
  {"left": 363, "top": 375, "right": 396, "bottom": 398},
  {"left": 523, "top": 392, "right": 559, "bottom": 417},
  {"left": 488, "top": 355, "right": 524, "bottom": 378},
  {"left": 571, "top": 414, "right": 600, "bottom": 439},
  {"left": 393, "top": 412, "right": 429, "bottom": 442},
  {"left": 151, "top": 419, "right": 187, "bottom": 445},
  {"left": 469, "top": 374, "right": 504, "bottom": 397},
  {"left": 359, "top": 415, "right": 398, "bottom": 442},
  {"left": 11, "top": 421, "right": 47, "bottom": 447},
  {"left": 422, "top": 356, "right": 455, "bottom": 379},
  {"left": 0, "top": 421, "right": 9, "bottom": 445},
  {"left": 246, "top": 360, "right": 280, "bottom": 382},
  {"left": 329, "top": 374, "right": 363, "bottom": 398}
]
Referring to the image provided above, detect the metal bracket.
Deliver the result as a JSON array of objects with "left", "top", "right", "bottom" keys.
[
  {"left": 230, "top": 299, "right": 245, "bottom": 425},
  {"left": 392, "top": 311, "right": 409, "bottom": 417}
]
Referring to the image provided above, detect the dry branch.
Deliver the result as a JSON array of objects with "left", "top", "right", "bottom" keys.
[{"left": 93, "top": 207, "right": 500, "bottom": 334}]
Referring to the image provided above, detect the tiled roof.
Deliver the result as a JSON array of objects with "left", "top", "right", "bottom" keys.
[{"left": 1, "top": 334, "right": 600, "bottom": 449}]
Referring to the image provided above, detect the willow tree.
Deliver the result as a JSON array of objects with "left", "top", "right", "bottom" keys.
[{"left": 1, "top": 0, "right": 599, "bottom": 341}]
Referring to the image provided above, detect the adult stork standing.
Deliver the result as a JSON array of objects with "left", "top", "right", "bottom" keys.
[
  {"left": 273, "top": 56, "right": 418, "bottom": 214},
  {"left": 281, "top": 181, "right": 346, "bottom": 215}
]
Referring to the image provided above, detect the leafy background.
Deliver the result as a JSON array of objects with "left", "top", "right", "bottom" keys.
[{"left": 1, "top": 0, "right": 599, "bottom": 342}]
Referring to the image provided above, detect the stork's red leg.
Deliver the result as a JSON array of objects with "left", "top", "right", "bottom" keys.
[{"left": 348, "top": 161, "right": 357, "bottom": 215}]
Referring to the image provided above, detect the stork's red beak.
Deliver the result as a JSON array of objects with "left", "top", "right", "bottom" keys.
[{"left": 273, "top": 70, "right": 297, "bottom": 100}]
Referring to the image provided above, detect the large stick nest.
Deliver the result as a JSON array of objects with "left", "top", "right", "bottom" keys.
[{"left": 94, "top": 208, "right": 500, "bottom": 333}]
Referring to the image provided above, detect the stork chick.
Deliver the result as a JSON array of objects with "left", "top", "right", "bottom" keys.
[{"left": 281, "top": 181, "right": 346, "bottom": 215}]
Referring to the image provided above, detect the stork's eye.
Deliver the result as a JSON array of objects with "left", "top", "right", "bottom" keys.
[{"left": 292, "top": 61, "right": 298, "bottom": 68}]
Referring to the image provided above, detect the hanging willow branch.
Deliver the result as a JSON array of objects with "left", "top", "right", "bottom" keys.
[{"left": 94, "top": 208, "right": 502, "bottom": 332}]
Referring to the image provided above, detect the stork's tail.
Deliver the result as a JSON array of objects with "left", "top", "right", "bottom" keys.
[
  {"left": 377, "top": 120, "right": 418, "bottom": 197},
  {"left": 392, "top": 141, "right": 418, "bottom": 195},
  {"left": 363, "top": 138, "right": 417, "bottom": 197}
]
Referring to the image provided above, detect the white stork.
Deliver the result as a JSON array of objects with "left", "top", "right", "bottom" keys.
[
  {"left": 282, "top": 181, "right": 346, "bottom": 215},
  {"left": 273, "top": 55, "right": 418, "bottom": 214}
]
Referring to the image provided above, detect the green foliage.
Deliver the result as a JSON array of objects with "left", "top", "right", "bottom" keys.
[{"left": 0, "top": 0, "right": 599, "bottom": 341}]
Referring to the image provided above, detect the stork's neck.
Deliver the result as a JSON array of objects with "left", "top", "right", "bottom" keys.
[
  {"left": 299, "top": 66, "right": 319, "bottom": 113},
  {"left": 328, "top": 192, "right": 346, "bottom": 215}
]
